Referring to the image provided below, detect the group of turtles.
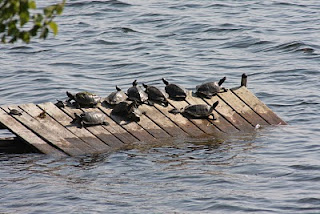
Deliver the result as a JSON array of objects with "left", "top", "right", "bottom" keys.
[{"left": 56, "top": 77, "right": 227, "bottom": 128}]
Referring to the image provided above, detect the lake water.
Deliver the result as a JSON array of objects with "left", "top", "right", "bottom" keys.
[{"left": 1, "top": 0, "right": 320, "bottom": 213}]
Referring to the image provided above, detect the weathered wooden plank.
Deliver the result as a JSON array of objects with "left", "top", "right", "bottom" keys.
[
  {"left": 134, "top": 107, "right": 171, "bottom": 139},
  {"left": 231, "top": 87, "right": 287, "bottom": 125},
  {"left": 185, "top": 92, "right": 240, "bottom": 134},
  {"left": 217, "top": 90, "right": 269, "bottom": 126},
  {"left": 37, "top": 103, "right": 113, "bottom": 153},
  {"left": 203, "top": 95, "right": 255, "bottom": 132},
  {"left": 62, "top": 105, "right": 138, "bottom": 144},
  {"left": 139, "top": 104, "right": 186, "bottom": 138},
  {"left": 0, "top": 107, "right": 67, "bottom": 157},
  {"left": 1, "top": 105, "right": 84, "bottom": 156},
  {"left": 153, "top": 103, "right": 206, "bottom": 137},
  {"left": 99, "top": 105, "right": 156, "bottom": 142},
  {"left": 19, "top": 103, "right": 98, "bottom": 155}
]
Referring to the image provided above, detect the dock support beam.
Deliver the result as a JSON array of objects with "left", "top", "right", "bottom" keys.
[{"left": 241, "top": 73, "right": 247, "bottom": 87}]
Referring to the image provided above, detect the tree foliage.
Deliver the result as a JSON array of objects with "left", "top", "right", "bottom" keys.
[{"left": 0, "top": 0, "right": 65, "bottom": 43}]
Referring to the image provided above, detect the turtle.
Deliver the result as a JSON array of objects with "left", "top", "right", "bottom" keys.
[
  {"left": 169, "top": 101, "right": 219, "bottom": 120},
  {"left": 195, "top": 77, "right": 227, "bottom": 98},
  {"left": 104, "top": 85, "right": 128, "bottom": 105},
  {"left": 162, "top": 78, "right": 188, "bottom": 100},
  {"left": 55, "top": 100, "right": 65, "bottom": 108},
  {"left": 66, "top": 91, "right": 102, "bottom": 108},
  {"left": 127, "top": 80, "right": 148, "bottom": 104},
  {"left": 112, "top": 100, "right": 143, "bottom": 122},
  {"left": 71, "top": 112, "right": 109, "bottom": 128},
  {"left": 8, "top": 108, "right": 22, "bottom": 116},
  {"left": 142, "top": 83, "right": 169, "bottom": 107}
]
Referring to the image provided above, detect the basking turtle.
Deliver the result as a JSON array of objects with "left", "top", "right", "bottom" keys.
[
  {"left": 112, "top": 100, "right": 143, "bottom": 122},
  {"left": 71, "top": 112, "right": 109, "bottom": 128},
  {"left": 142, "top": 83, "right": 169, "bottom": 106},
  {"left": 169, "top": 101, "right": 219, "bottom": 120},
  {"left": 105, "top": 86, "right": 128, "bottom": 105},
  {"left": 55, "top": 100, "right": 65, "bottom": 108},
  {"left": 195, "top": 77, "right": 227, "bottom": 98},
  {"left": 8, "top": 108, "right": 22, "bottom": 116},
  {"left": 66, "top": 91, "right": 102, "bottom": 108},
  {"left": 127, "top": 80, "right": 148, "bottom": 104},
  {"left": 162, "top": 78, "right": 188, "bottom": 100}
]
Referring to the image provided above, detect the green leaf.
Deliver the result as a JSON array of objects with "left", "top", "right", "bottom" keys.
[
  {"left": 19, "top": 11, "right": 30, "bottom": 26},
  {"left": 19, "top": 31, "right": 30, "bottom": 43},
  {"left": 48, "top": 21, "right": 58, "bottom": 35},
  {"left": 55, "top": 2, "right": 65, "bottom": 15},
  {"left": 28, "top": 0, "right": 37, "bottom": 9},
  {"left": 0, "top": 24, "right": 5, "bottom": 33},
  {"left": 44, "top": 5, "right": 55, "bottom": 18}
]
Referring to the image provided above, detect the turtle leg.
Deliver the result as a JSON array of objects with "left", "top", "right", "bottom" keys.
[
  {"left": 162, "top": 100, "right": 169, "bottom": 107},
  {"left": 79, "top": 122, "right": 84, "bottom": 129},
  {"left": 74, "top": 102, "right": 81, "bottom": 109},
  {"left": 169, "top": 108, "right": 180, "bottom": 115},
  {"left": 102, "top": 121, "right": 109, "bottom": 126},
  {"left": 146, "top": 100, "right": 154, "bottom": 106},
  {"left": 218, "top": 87, "right": 228, "bottom": 93},
  {"left": 208, "top": 113, "right": 217, "bottom": 121}
]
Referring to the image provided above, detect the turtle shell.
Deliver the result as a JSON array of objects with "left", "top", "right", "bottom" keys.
[
  {"left": 112, "top": 101, "right": 141, "bottom": 121},
  {"left": 143, "top": 84, "right": 168, "bottom": 102},
  {"left": 105, "top": 87, "right": 128, "bottom": 105},
  {"left": 75, "top": 92, "right": 101, "bottom": 105},
  {"left": 195, "top": 82, "right": 220, "bottom": 98},
  {"left": 127, "top": 81, "right": 148, "bottom": 102},
  {"left": 112, "top": 101, "right": 132, "bottom": 115},
  {"left": 162, "top": 78, "right": 187, "bottom": 100},
  {"left": 80, "top": 112, "right": 107, "bottom": 125},
  {"left": 183, "top": 104, "right": 211, "bottom": 118}
]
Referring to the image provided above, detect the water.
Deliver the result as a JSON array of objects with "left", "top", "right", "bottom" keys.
[{"left": 1, "top": 0, "right": 320, "bottom": 213}]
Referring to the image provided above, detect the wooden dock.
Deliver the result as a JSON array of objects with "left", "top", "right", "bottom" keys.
[{"left": 0, "top": 85, "right": 286, "bottom": 157}]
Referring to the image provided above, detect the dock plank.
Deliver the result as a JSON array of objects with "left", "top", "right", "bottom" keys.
[
  {"left": 19, "top": 103, "right": 99, "bottom": 154},
  {"left": 139, "top": 104, "right": 186, "bottom": 137},
  {"left": 203, "top": 95, "right": 255, "bottom": 132},
  {"left": 38, "top": 103, "right": 113, "bottom": 153},
  {"left": 153, "top": 103, "right": 206, "bottom": 137},
  {"left": 63, "top": 105, "right": 138, "bottom": 145},
  {"left": 135, "top": 109, "right": 171, "bottom": 139},
  {"left": 231, "top": 87, "right": 287, "bottom": 125},
  {"left": 217, "top": 90, "right": 269, "bottom": 126},
  {"left": 99, "top": 105, "right": 156, "bottom": 142},
  {"left": 2, "top": 105, "right": 84, "bottom": 156},
  {"left": 0, "top": 107, "right": 67, "bottom": 157}
]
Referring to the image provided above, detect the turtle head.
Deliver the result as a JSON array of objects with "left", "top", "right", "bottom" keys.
[
  {"left": 66, "top": 91, "right": 75, "bottom": 100},
  {"left": 142, "top": 83, "right": 148, "bottom": 89},
  {"left": 218, "top": 77, "right": 226, "bottom": 86},
  {"left": 71, "top": 113, "right": 82, "bottom": 124},
  {"left": 132, "top": 80, "right": 138, "bottom": 86},
  {"left": 116, "top": 85, "right": 121, "bottom": 91},
  {"left": 162, "top": 78, "right": 169, "bottom": 85},
  {"left": 209, "top": 101, "right": 219, "bottom": 112}
]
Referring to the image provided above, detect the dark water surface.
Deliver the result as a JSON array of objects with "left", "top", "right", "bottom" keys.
[{"left": 1, "top": 0, "right": 320, "bottom": 213}]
